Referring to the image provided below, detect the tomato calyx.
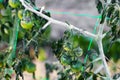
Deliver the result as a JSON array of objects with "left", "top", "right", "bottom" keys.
[{"left": 73, "top": 47, "right": 83, "bottom": 57}]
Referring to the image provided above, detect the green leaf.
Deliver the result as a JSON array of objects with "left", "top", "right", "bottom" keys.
[
  {"left": 107, "top": 5, "right": 115, "bottom": 18},
  {"left": 109, "top": 40, "right": 120, "bottom": 62},
  {"left": 100, "top": 9, "right": 107, "bottom": 24},
  {"left": 4, "top": 68, "right": 14, "bottom": 76},
  {"left": 95, "top": 0, "right": 103, "bottom": 13}
]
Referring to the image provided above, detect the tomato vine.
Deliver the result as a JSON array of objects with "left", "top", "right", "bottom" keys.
[{"left": 0, "top": 0, "right": 120, "bottom": 80}]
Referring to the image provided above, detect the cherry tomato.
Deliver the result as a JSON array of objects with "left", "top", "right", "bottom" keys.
[
  {"left": 71, "top": 60, "right": 83, "bottom": 72},
  {"left": 63, "top": 45, "right": 70, "bottom": 51},
  {"left": 18, "top": 10, "right": 23, "bottom": 20},
  {"left": 25, "top": 62, "right": 36, "bottom": 73},
  {"left": 8, "top": 0, "right": 20, "bottom": 8},
  {"left": 18, "top": 31, "right": 24, "bottom": 39},
  {"left": 60, "top": 54, "right": 71, "bottom": 66},
  {"left": 20, "top": 20, "right": 33, "bottom": 29},
  {"left": 63, "top": 41, "right": 72, "bottom": 52}
]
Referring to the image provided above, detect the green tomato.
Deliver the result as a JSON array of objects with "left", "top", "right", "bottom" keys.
[
  {"left": 8, "top": 0, "right": 20, "bottom": 8},
  {"left": 18, "top": 31, "right": 24, "bottom": 39},
  {"left": 60, "top": 54, "right": 71, "bottom": 66},
  {"left": 25, "top": 62, "right": 36, "bottom": 73},
  {"left": 20, "top": 20, "right": 33, "bottom": 29},
  {"left": 63, "top": 41, "right": 72, "bottom": 51},
  {"left": 71, "top": 60, "right": 83, "bottom": 72},
  {"left": 18, "top": 10, "right": 23, "bottom": 20},
  {"left": 63, "top": 45, "right": 70, "bottom": 51}
]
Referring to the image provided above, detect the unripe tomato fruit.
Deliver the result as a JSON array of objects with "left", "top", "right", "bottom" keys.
[
  {"left": 63, "top": 42, "right": 72, "bottom": 52},
  {"left": 63, "top": 45, "right": 70, "bottom": 51},
  {"left": 18, "top": 31, "right": 24, "bottom": 39},
  {"left": 71, "top": 61, "right": 83, "bottom": 72},
  {"left": 20, "top": 20, "right": 33, "bottom": 29},
  {"left": 60, "top": 54, "right": 71, "bottom": 66},
  {"left": 25, "top": 62, "right": 36, "bottom": 73},
  {"left": 8, "top": 0, "right": 19, "bottom": 8},
  {"left": 18, "top": 10, "right": 23, "bottom": 20}
]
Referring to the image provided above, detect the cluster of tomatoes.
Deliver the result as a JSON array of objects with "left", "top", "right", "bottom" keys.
[
  {"left": 13, "top": 58, "right": 36, "bottom": 74},
  {"left": 0, "top": 0, "right": 36, "bottom": 74},
  {"left": 53, "top": 30, "right": 84, "bottom": 73},
  {"left": 0, "top": 0, "right": 35, "bottom": 40},
  {"left": 8, "top": 0, "right": 34, "bottom": 30}
]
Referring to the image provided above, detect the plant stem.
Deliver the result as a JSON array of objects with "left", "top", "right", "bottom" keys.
[
  {"left": 97, "top": 40, "right": 111, "bottom": 79},
  {"left": 25, "top": 21, "right": 51, "bottom": 47},
  {"left": 20, "top": 0, "right": 112, "bottom": 79},
  {"left": 94, "top": 65, "right": 104, "bottom": 74},
  {"left": 97, "top": 22, "right": 111, "bottom": 79},
  {"left": 87, "top": 65, "right": 104, "bottom": 80},
  {"left": 19, "top": 0, "right": 97, "bottom": 39}
]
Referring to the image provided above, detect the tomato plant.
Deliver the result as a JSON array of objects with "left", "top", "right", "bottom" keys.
[
  {"left": 0, "top": 0, "right": 51, "bottom": 79},
  {"left": 0, "top": 0, "right": 120, "bottom": 80}
]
